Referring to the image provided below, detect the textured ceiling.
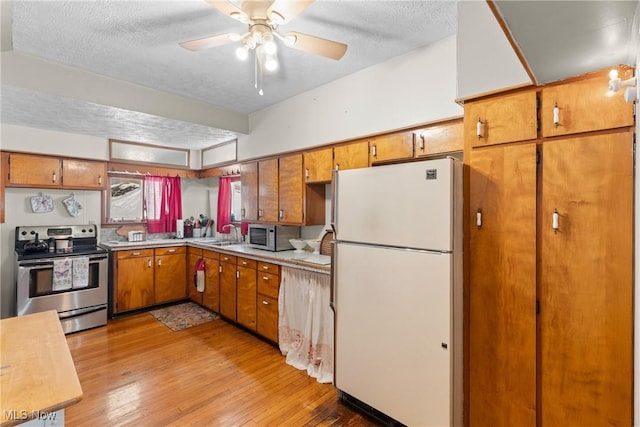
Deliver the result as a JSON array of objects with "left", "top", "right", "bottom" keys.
[
  {"left": 494, "top": 0, "right": 639, "bottom": 84},
  {"left": 2, "top": 1, "right": 638, "bottom": 150},
  {"left": 1, "top": 0, "right": 457, "bottom": 149}
]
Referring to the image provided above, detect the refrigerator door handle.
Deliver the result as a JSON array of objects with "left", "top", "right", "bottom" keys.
[
  {"left": 330, "top": 242, "right": 338, "bottom": 313},
  {"left": 331, "top": 169, "right": 338, "bottom": 236}
]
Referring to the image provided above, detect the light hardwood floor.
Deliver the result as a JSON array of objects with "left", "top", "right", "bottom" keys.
[{"left": 65, "top": 311, "right": 379, "bottom": 426}]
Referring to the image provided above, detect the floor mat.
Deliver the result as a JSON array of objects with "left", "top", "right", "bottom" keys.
[{"left": 149, "top": 302, "right": 219, "bottom": 331}]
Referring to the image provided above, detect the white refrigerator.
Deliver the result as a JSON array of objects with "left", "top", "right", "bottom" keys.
[{"left": 332, "top": 158, "right": 463, "bottom": 426}]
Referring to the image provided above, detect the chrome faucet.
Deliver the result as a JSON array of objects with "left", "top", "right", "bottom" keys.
[{"left": 222, "top": 224, "right": 240, "bottom": 242}]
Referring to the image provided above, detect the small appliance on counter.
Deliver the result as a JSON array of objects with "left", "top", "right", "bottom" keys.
[{"left": 247, "top": 224, "right": 300, "bottom": 251}]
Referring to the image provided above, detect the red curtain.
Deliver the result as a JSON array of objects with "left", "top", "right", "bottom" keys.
[
  {"left": 216, "top": 176, "right": 232, "bottom": 233},
  {"left": 145, "top": 176, "right": 183, "bottom": 234}
]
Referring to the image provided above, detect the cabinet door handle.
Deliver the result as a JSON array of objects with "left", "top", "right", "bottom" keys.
[
  {"left": 262, "top": 265, "right": 269, "bottom": 270},
  {"left": 52, "top": 172, "right": 57, "bottom": 183},
  {"left": 236, "top": 270, "right": 240, "bottom": 279},
  {"left": 262, "top": 300, "right": 269, "bottom": 305},
  {"left": 98, "top": 175, "right": 102, "bottom": 185},
  {"left": 241, "top": 261, "right": 247, "bottom": 265},
  {"left": 335, "top": 163, "right": 340, "bottom": 171},
  {"left": 279, "top": 209, "right": 284, "bottom": 220},
  {"left": 133, "top": 252, "right": 141, "bottom": 256},
  {"left": 219, "top": 265, "right": 222, "bottom": 273},
  {"left": 476, "top": 209, "right": 482, "bottom": 229},
  {"left": 372, "top": 145, "right": 377, "bottom": 158},
  {"left": 553, "top": 103, "right": 560, "bottom": 127},
  {"left": 262, "top": 276, "right": 269, "bottom": 281},
  {"left": 258, "top": 208, "right": 263, "bottom": 218},
  {"left": 147, "top": 259, "right": 152, "bottom": 268},
  {"left": 158, "top": 259, "right": 162, "bottom": 266},
  {"left": 305, "top": 168, "right": 309, "bottom": 179},
  {"left": 476, "top": 117, "right": 484, "bottom": 139},
  {"left": 168, "top": 249, "right": 176, "bottom": 253},
  {"left": 552, "top": 209, "right": 559, "bottom": 233},
  {"left": 417, "top": 133, "right": 425, "bottom": 151}
]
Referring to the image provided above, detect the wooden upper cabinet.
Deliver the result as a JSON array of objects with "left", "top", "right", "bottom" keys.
[
  {"left": 0, "top": 152, "right": 6, "bottom": 224},
  {"left": 541, "top": 67, "right": 635, "bottom": 137},
  {"left": 7, "top": 153, "right": 62, "bottom": 187},
  {"left": 240, "top": 161, "right": 258, "bottom": 222},
  {"left": 5, "top": 153, "right": 108, "bottom": 190},
  {"left": 62, "top": 159, "right": 106, "bottom": 189},
  {"left": 415, "top": 119, "right": 464, "bottom": 158},
  {"left": 334, "top": 140, "right": 369, "bottom": 171},
  {"left": 278, "top": 154, "right": 304, "bottom": 224},
  {"left": 303, "top": 147, "right": 333, "bottom": 183},
  {"left": 465, "top": 90, "right": 538, "bottom": 148},
  {"left": 258, "top": 158, "right": 279, "bottom": 222},
  {"left": 369, "top": 131, "right": 414, "bottom": 164}
]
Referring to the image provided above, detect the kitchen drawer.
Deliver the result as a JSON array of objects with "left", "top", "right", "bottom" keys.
[
  {"left": 117, "top": 249, "right": 154, "bottom": 259},
  {"left": 219, "top": 254, "right": 237, "bottom": 264},
  {"left": 257, "top": 272, "right": 280, "bottom": 299},
  {"left": 155, "top": 246, "right": 185, "bottom": 256},
  {"left": 257, "top": 295, "right": 279, "bottom": 343},
  {"left": 257, "top": 261, "right": 280, "bottom": 275},
  {"left": 202, "top": 249, "right": 219, "bottom": 260},
  {"left": 237, "top": 257, "right": 257, "bottom": 269}
]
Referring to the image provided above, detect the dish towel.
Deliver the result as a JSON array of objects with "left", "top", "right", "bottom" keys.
[
  {"left": 53, "top": 258, "right": 73, "bottom": 291},
  {"left": 195, "top": 258, "right": 205, "bottom": 292},
  {"left": 72, "top": 257, "right": 89, "bottom": 288}
]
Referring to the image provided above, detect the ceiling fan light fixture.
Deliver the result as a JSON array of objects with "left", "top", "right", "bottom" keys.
[
  {"left": 235, "top": 45, "right": 249, "bottom": 60},
  {"left": 229, "top": 11, "right": 247, "bottom": 23},
  {"left": 265, "top": 54, "right": 279, "bottom": 72},
  {"left": 269, "top": 11, "right": 285, "bottom": 26},
  {"left": 264, "top": 39, "right": 277, "bottom": 55},
  {"left": 274, "top": 31, "right": 296, "bottom": 47}
]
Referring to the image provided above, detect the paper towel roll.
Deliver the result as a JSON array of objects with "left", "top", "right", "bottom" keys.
[{"left": 176, "top": 219, "right": 184, "bottom": 238}]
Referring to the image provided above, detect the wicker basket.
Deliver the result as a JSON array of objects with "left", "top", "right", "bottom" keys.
[{"left": 320, "top": 230, "right": 334, "bottom": 256}]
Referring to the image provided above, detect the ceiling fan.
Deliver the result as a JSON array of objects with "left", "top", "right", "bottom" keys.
[{"left": 179, "top": 0, "right": 348, "bottom": 94}]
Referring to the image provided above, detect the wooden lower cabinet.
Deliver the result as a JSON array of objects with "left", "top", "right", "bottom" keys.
[
  {"left": 113, "top": 249, "right": 155, "bottom": 313},
  {"left": 256, "top": 262, "right": 281, "bottom": 343},
  {"left": 219, "top": 254, "right": 238, "bottom": 320},
  {"left": 538, "top": 131, "right": 633, "bottom": 426},
  {"left": 236, "top": 257, "right": 257, "bottom": 331},
  {"left": 154, "top": 247, "right": 187, "bottom": 304},
  {"left": 202, "top": 250, "right": 220, "bottom": 312},
  {"left": 187, "top": 247, "right": 203, "bottom": 304}
]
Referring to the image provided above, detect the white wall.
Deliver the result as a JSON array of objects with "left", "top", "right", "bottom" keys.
[
  {"left": 1, "top": 124, "right": 108, "bottom": 159},
  {"left": 456, "top": 1, "right": 531, "bottom": 99},
  {"left": 238, "top": 35, "right": 463, "bottom": 160}
]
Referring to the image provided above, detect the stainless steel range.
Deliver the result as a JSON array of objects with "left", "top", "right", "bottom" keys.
[{"left": 15, "top": 225, "right": 109, "bottom": 334}]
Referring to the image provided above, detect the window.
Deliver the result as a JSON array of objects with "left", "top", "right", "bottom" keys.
[{"left": 107, "top": 176, "right": 144, "bottom": 223}]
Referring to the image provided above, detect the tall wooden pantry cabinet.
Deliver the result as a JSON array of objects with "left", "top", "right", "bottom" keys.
[{"left": 466, "top": 67, "right": 634, "bottom": 427}]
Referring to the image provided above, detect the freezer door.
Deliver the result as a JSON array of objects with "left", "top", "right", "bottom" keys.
[
  {"left": 334, "top": 243, "right": 453, "bottom": 426},
  {"left": 334, "top": 158, "right": 457, "bottom": 251}
]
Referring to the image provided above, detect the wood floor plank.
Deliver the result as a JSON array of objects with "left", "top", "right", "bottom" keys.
[{"left": 65, "top": 312, "right": 379, "bottom": 426}]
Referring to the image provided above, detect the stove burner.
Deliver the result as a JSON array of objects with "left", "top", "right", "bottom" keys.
[{"left": 15, "top": 225, "right": 106, "bottom": 261}]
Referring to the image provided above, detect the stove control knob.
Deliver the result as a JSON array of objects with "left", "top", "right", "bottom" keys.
[
  {"left": 30, "top": 230, "right": 35, "bottom": 235},
  {"left": 21, "top": 231, "right": 27, "bottom": 236},
  {"left": 82, "top": 229, "right": 86, "bottom": 233},
  {"left": 88, "top": 228, "right": 93, "bottom": 233}
]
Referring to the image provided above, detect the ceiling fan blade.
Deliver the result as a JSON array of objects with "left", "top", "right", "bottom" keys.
[
  {"left": 204, "top": 0, "right": 245, "bottom": 18},
  {"left": 179, "top": 33, "right": 235, "bottom": 51},
  {"left": 284, "top": 31, "right": 347, "bottom": 60},
  {"left": 268, "top": 0, "right": 314, "bottom": 24}
]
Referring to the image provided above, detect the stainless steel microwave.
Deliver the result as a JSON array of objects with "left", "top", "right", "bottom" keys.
[{"left": 247, "top": 224, "right": 300, "bottom": 251}]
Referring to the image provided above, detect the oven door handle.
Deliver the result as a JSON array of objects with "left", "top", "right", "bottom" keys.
[
  {"left": 18, "top": 262, "right": 55, "bottom": 269},
  {"left": 19, "top": 255, "right": 108, "bottom": 267}
]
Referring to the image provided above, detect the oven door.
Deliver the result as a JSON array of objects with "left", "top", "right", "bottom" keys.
[{"left": 16, "top": 254, "right": 108, "bottom": 317}]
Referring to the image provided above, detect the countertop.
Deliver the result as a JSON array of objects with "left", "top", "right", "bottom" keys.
[
  {"left": 99, "top": 238, "right": 331, "bottom": 274},
  {"left": 0, "top": 310, "right": 83, "bottom": 426}
]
